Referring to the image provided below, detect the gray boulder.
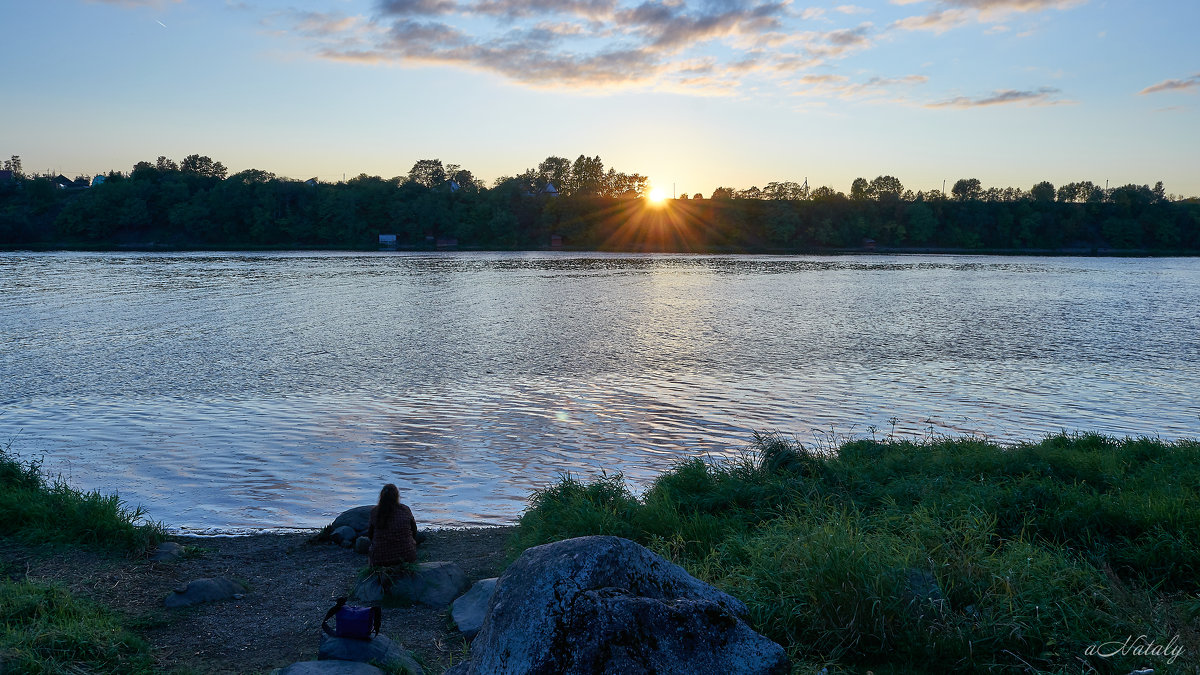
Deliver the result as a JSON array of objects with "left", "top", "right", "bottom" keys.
[
  {"left": 351, "top": 562, "right": 469, "bottom": 608},
  {"left": 456, "top": 536, "right": 789, "bottom": 675},
  {"left": 451, "top": 578, "right": 497, "bottom": 639},
  {"left": 331, "top": 525, "right": 358, "bottom": 547},
  {"left": 273, "top": 662, "right": 384, "bottom": 675},
  {"left": 354, "top": 536, "right": 371, "bottom": 555},
  {"left": 164, "top": 577, "right": 246, "bottom": 608},
  {"left": 149, "top": 541, "right": 185, "bottom": 562},
  {"left": 332, "top": 506, "right": 374, "bottom": 535},
  {"left": 319, "top": 634, "right": 423, "bottom": 674}
]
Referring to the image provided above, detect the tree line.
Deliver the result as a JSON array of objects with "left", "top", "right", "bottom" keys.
[{"left": 1, "top": 154, "right": 1197, "bottom": 252}]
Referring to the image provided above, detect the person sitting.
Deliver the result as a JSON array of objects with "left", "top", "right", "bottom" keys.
[{"left": 366, "top": 483, "right": 419, "bottom": 567}]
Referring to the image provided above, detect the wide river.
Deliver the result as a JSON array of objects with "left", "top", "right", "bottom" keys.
[{"left": 2, "top": 252, "right": 1197, "bottom": 532}]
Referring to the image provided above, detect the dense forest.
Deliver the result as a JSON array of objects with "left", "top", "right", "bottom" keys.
[{"left": 2, "top": 153, "right": 1198, "bottom": 252}]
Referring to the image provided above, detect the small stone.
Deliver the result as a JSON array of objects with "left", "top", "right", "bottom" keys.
[
  {"left": 354, "top": 536, "right": 371, "bottom": 554},
  {"left": 149, "top": 541, "right": 185, "bottom": 562},
  {"left": 331, "top": 526, "right": 358, "bottom": 546}
]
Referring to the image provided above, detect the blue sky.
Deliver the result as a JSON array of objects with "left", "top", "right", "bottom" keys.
[{"left": 2, "top": 0, "right": 1197, "bottom": 196}]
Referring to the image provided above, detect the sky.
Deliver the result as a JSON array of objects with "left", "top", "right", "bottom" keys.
[{"left": 2, "top": 0, "right": 1198, "bottom": 197}]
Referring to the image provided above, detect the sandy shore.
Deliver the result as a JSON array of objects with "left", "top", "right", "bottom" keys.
[{"left": 0, "top": 527, "right": 514, "bottom": 674}]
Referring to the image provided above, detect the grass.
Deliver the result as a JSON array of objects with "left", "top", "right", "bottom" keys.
[
  {"left": 0, "top": 578, "right": 159, "bottom": 674},
  {"left": 0, "top": 441, "right": 164, "bottom": 556},
  {"left": 509, "top": 431, "right": 1200, "bottom": 673},
  {"left": 1, "top": 442, "right": 170, "bottom": 673}
]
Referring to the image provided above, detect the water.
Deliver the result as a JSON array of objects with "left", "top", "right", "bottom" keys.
[{"left": 2, "top": 251, "right": 1197, "bottom": 533}]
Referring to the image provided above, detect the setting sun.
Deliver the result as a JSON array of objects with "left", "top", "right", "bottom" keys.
[{"left": 647, "top": 187, "right": 668, "bottom": 203}]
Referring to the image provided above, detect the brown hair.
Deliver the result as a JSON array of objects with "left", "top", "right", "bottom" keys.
[{"left": 376, "top": 483, "right": 400, "bottom": 528}]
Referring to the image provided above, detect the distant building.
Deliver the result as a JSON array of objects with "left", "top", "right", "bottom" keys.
[
  {"left": 53, "top": 175, "right": 73, "bottom": 189},
  {"left": 550, "top": 234, "right": 563, "bottom": 249},
  {"left": 91, "top": 175, "right": 106, "bottom": 187},
  {"left": 379, "top": 234, "right": 398, "bottom": 249},
  {"left": 540, "top": 182, "right": 560, "bottom": 197},
  {"left": 304, "top": 177, "right": 319, "bottom": 187},
  {"left": 435, "top": 237, "right": 458, "bottom": 249}
]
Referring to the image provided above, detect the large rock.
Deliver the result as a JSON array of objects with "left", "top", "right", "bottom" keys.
[
  {"left": 331, "top": 506, "right": 374, "bottom": 535},
  {"left": 455, "top": 536, "right": 789, "bottom": 675},
  {"left": 351, "top": 562, "right": 468, "bottom": 608},
  {"left": 319, "top": 634, "right": 423, "bottom": 674},
  {"left": 451, "top": 578, "right": 497, "bottom": 639},
  {"left": 273, "top": 662, "right": 384, "bottom": 675},
  {"left": 164, "top": 577, "right": 246, "bottom": 609}
]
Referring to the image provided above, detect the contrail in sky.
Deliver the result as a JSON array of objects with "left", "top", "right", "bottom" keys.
[{"left": 156, "top": 20, "right": 167, "bottom": 28}]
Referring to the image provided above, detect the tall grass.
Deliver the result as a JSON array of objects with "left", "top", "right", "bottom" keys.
[
  {"left": 0, "top": 440, "right": 164, "bottom": 555},
  {"left": 510, "top": 432, "right": 1200, "bottom": 672}
]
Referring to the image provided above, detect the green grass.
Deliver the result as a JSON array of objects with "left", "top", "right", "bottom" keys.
[
  {"left": 1, "top": 442, "right": 171, "bottom": 673},
  {"left": 509, "top": 432, "right": 1200, "bottom": 673},
  {"left": 0, "top": 442, "right": 164, "bottom": 556},
  {"left": 0, "top": 578, "right": 158, "bottom": 674}
]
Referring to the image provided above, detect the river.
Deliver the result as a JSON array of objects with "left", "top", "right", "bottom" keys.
[{"left": 2, "top": 251, "right": 1197, "bottom": 532}]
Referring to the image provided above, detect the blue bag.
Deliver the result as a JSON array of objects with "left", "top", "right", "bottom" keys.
[{"left": 322, "top": 597, "right": 380, "bottom": 640}]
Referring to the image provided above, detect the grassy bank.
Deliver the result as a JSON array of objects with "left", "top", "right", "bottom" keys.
[
  {"left": 1, "top": 442, "right": 166, "bottom": 673},
  {"left": 510, "top": 432, "right": 1200, "bottom": 673}
]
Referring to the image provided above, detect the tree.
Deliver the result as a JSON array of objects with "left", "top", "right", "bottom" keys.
[
  {"left": 180, "top": 154, "right": 227, "bottom": 180},
  {"left": 156, "top": 156, "right": 179, "bottom": 172},
  {"left": 869, "top": 175, "right": 904, "bottom": 202},
  {"left": 906, "top": 202, "right": 936, "bottom": 243},
  {"left": 131, "top": 160, "right": 158, "bottom": 181},
  {"left": 692, "top": 193, "right": 703, "bottom": 200},
  {"left": 1030, "top": 181, "right": 1055, "bottom": 203},
  {"left": 3, "top": 155, "right": 22, "bottom": 176},
  {"left": 536, "top": 156, "right": 571, "bottom": 193},
  {"left": 449, "top": 167, "right": 482, "bottom": 193},
  {"left": 228, "top": 168, "right": 277, "bottom": 185},
  {"left": 569, "top": 155, "right": 605, "bottom": 196},
  {"left": 850, "top": 177, "right": 869, "bottom": 201},
  {"left": 407, "top": 159, "right": 446, "bottom": 188},
  {"left": 710, "top": 187, "right": 735, "bottom": 200},
  {"left": 951, "top": 178, "right": 982, "bottom": 201},
  {"left": 764, "top": 181, "right": 806, "bottom": 200}
]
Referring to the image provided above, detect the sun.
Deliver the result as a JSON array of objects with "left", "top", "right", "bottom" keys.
[{"left": 647, "top": 187, "right": 668, "bottom": 204}]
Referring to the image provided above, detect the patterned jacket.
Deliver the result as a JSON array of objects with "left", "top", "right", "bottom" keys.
[{"left": 367, "top": 503, "right": 418, "bottom": 566}]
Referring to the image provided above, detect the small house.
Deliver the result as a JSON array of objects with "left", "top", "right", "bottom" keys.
[{"left": 379, "top": 234, "right": 398, "bottom": 249}]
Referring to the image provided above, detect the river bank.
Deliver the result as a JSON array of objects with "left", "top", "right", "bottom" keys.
[
  {"left": 1, "top": 527, "right": 512, "bottom": 674},
  {"left": 5, "top": 432, "right": 1200, "bottom": 673}
]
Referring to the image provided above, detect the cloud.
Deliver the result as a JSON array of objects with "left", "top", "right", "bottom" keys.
[
  {"left": 889, "top": 8, "right": 968, "bottom": 33},
  {"left": 1139, "top": 73, "right": 1200, "bottom": 95},
  {"left": 85, "top": 0, "right": 180, "bottom": 6},
  {"left": 890, "top": 0, "right": 1084, "bottom": 36},
  {"left": 927, "top": 86, "right": 1064, "bottom": 107},
  {"left": 268, "top": 0, "right": 1082, "bottom": 98},
  {"left": 790, "top": 72, "right": 927, "bottom": 100},
  {"left": 941, "top": 0, "right": 1084, "bottom": 13}
]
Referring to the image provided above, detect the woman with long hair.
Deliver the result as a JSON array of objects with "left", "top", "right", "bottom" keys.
[{"left": 366, "top": 483, "right": 419, "bottom": 567}]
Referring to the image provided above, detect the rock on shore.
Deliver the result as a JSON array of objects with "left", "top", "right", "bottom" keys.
[{"left": 451, "top": 535, "right": 789, "bottom": 675}]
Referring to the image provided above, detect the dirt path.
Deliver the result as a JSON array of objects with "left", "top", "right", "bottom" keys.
[{"left": 1, "top": 527, "right": 513, "bottom": 674}]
